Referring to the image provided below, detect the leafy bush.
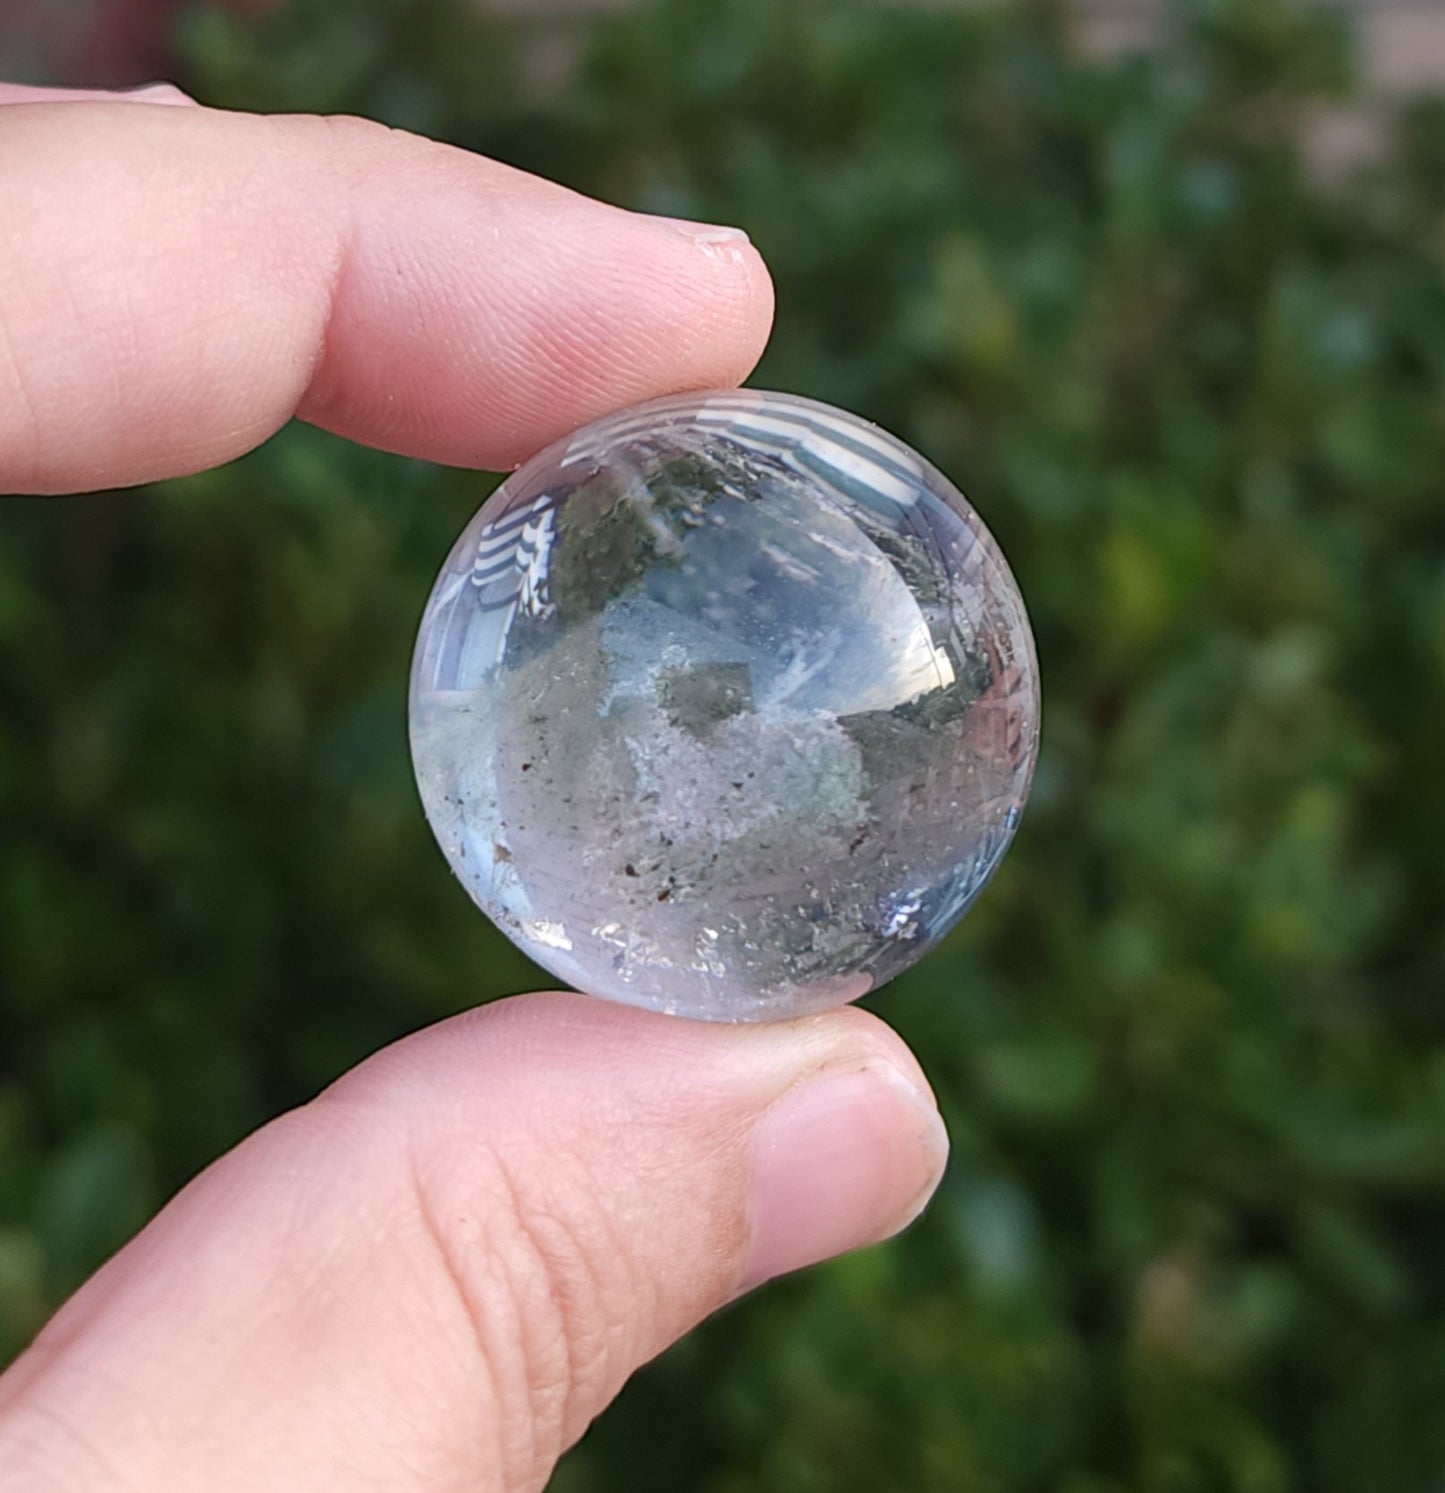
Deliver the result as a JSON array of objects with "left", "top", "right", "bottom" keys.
[{"left": 5, "top": 1, "right": 1445, "bottom": 1487}]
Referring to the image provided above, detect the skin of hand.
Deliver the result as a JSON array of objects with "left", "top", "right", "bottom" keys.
[{"left": 0, "top": 83, "right": 950, "bottom": 1493}]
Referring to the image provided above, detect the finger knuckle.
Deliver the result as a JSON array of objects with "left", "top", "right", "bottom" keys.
[
  {"left": 0, "top": 294, "right": 47, "bottom": 490},
  {"left": 284, "top": 110, "right": 434, "bottom": 167},
  {"left": 407, "top": 1137, "right": 640, "bottom": 1485}
]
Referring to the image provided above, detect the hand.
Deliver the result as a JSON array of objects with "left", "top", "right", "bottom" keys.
[{"left": 0, "top": 85, "right": 949, "bottom": 1493}]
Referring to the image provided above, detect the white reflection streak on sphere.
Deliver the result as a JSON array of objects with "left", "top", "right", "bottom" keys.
[{"left": 410, "top": 390, "right": 1039, "bottom": 1021}]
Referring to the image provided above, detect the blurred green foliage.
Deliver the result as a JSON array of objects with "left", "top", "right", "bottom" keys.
[{"left": 5, "top": 0, "right": 1445, "bottom": 1487}]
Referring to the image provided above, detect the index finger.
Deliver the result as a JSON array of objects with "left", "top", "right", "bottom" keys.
[{"left": 0, "top": 99, "right": 773, "bottom": 494}]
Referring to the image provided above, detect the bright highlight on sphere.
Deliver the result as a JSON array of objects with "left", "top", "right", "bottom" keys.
[{"left": 410, "top": 390, "right": 1039, "bottom": 1021}]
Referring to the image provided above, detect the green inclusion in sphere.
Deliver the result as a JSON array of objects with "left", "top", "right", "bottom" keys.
[{"left": 410, "top": 390, "right": 1039, "bottom": 1021}]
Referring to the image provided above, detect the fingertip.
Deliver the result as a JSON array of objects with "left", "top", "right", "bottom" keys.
[
  {"left": 636, "top": 215, "right": 776, "bottom": 377},
  {"left": 782, "top": 1000, "right": 941, "bottom": 1111},
  {"left": 741, "top": 1053, "right": 949, "bottom": 1291},
  {"left": 297, "top": 183, "right": 776, "bottom": 469}
]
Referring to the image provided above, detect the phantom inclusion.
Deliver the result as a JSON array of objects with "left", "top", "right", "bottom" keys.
[{"left": 410, "top": 390, "right": 1039, "bottom": 1021}]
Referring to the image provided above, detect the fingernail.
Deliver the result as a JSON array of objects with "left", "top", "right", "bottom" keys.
[
  {"left": 741, "top": 1059, "right": 949, "bottom": 1292},
  {"left": 649, "top": 215, "right": 753, "bottom": 259},
  {"left": 115, "top": 82, "right": 196, "bottom": 106}
]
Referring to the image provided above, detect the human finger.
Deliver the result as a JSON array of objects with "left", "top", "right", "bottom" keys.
[
  {"left": 0, "top": 101, "right": 772, "bottom": 493},
  {"left": 0, "top": 993, "right": 944, "bottom": 1493}
]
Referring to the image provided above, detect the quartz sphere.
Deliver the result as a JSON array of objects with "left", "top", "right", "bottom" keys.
[{"left": 410, "top": 390, "right": 1039, "bottom": 1021}]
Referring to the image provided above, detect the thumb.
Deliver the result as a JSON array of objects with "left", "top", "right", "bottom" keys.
[{"left": 0, "top": 993, "right": 947, "bottom": 1493}]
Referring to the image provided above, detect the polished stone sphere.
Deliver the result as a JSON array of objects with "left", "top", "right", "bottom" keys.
[{"left": 410, "top": 390, "right": 1039, "bottom": 1021}]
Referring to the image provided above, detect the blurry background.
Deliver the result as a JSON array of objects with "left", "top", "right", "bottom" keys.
[{"left": 5, "top": 0, "right": 1445, "bottom": 1488}]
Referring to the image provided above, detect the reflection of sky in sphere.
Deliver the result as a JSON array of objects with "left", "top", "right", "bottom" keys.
[
  {"left": 603, "top": 484, "right": 956, "bottom": 720},
  {"left": 410, "top": 389, "right": 1038, "bottom": 1022}
]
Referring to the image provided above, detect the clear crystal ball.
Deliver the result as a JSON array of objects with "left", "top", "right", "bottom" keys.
[{"left": 410, "top": 390, "right": 1039, "bottom": 1021}]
